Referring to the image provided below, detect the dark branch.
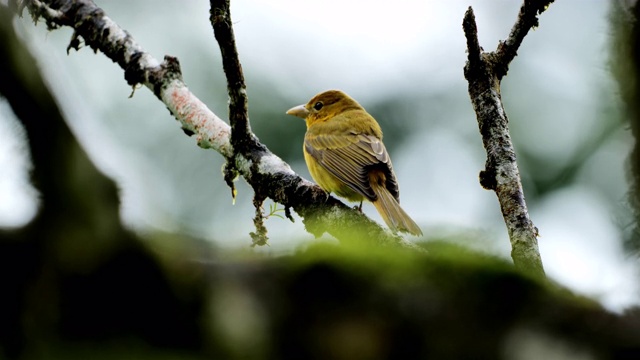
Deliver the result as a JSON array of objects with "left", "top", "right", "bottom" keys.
[
  {"left": 209, "top": 0, "right": 263, "bottom": 236},
  {"left": 463, "top": 7, "right": 482, "bottom": 72},
  {"left": 209, "top": 0, "right": 251, "bottom": 149},
  {"left": 495, "top": 0, "right": 555, "bottom": 79}
]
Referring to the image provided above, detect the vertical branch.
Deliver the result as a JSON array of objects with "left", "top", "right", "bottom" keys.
[
  {"left": 612, "top": 1, "right": 640, "bottom": 253},
  {"left": 462, "top": 2, "right": 553, "bottom": 278},
  {"left": 209, "top": 0, "right": 251, "bottom": 149},
  {"left": 209, "top": 0, "right": 272, "bottom": 242}
]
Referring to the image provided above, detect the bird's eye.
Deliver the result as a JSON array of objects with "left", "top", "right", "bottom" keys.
[{"left": 313, "top": 101, "right": 324, "bottom": 111}]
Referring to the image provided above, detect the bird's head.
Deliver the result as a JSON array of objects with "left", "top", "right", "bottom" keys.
[{"left": 286, "top": 90, "right": 363, "bottom": 127}]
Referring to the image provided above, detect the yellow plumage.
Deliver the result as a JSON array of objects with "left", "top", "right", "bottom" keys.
[{"left": 287, "top": 90, "right": 422, "bottom": 236}]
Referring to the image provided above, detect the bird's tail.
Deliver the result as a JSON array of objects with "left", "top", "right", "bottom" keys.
[{"left": 371, "top": 175, "right": 422, "bottom": 236}]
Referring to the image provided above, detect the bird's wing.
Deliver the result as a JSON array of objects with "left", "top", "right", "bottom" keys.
[{"left": 304, "top": 132, "right": 399, "bottom": 202}]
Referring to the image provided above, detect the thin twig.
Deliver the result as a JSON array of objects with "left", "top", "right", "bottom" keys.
[
  {"left": 209, "top": 0, "right": 251, "bottom": 147},
  {"left": 496, "top": 0, "right": 555, "bottom": 78},
  {"left": 462, "top": 2, "right": 553, "bottom": 277}
]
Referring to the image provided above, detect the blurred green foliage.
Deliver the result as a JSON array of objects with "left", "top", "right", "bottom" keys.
[{"left": 6, "top": 237, "right": 639, "bottom": 359}]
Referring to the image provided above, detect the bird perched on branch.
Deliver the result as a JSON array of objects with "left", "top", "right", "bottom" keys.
[{"left": 287, "top": 90, "right": 422, "bottom": 236}]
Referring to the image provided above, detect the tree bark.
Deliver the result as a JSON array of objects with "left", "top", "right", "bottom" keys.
[{"left": 462, "top": 1, "right": 553, "bottom": 277}]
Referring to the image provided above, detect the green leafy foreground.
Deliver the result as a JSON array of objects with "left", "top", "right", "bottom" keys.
[{"left": 12, "top": 239, "right": 639, "bottom": 360}]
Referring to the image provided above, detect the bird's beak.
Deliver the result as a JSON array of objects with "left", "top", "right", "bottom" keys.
[{"left": 286, "top": 104, "right": 309, "bottom": 119}]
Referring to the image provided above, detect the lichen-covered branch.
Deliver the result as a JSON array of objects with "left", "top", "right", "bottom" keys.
[
  {"left": 462, "top": 3, "right": 552, "bottom": 277},
  {"left": 17, "top": 0, "right": 419, "bottom": 250}
]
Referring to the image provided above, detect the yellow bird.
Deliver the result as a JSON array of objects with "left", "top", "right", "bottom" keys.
[{"left": 286, "top": 90, "right": 422, "bottom": 236}]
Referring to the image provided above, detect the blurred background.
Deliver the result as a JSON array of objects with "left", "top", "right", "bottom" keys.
[{"left": 0, "top": 0, "right": 637, "bottom": 312}]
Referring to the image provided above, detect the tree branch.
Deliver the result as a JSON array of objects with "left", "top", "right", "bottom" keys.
[
  {"left": 209, "top": 0, "right": 250, "bottom": 148},
  {"left": 462, "top": 3, "right": 552, "bottom": 277},
  {"left": 612, "top": 0, "right": 640, "bottom": 253},
  {"left": 209, "top": 0, "right": 268, "bottom": 245},
  {"left": 17, "top": 0, "right": 419, "bottom": 250},
  {"left": 495, "top": 0, "right": 555, "bottom": 78}
]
